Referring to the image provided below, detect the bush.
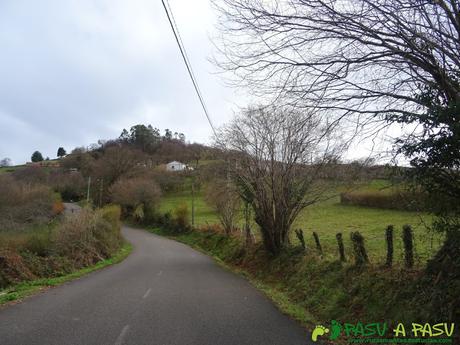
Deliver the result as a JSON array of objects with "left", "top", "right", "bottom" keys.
[
  {"left": 109, "top": 177, "right": 161, "bottom": 218},
  {"left": 340, "top": 189, "right": 427, "bottom": 211},
  {"left": 12, "top": 166, "right": 47, "bottom": 185},
  {"left": 55, "top": 206, "right": 122, "bottom": 267},
  {"left": 150, "top": 171, "right": 186, "bottom": 193},
  {"left": 0, "top": 175, "right": 55, "bottom": 231},
  {"left": 101, "top": 204, "right": 122, "bottom": 229},
  {"left": 0, "top": 250, "right": 36, "bottom": 287},
  {"left": 0, "top": 205, "right": 122, "bottom": 289},
  {"left": 153, "top": 207, "right": 191, "bottom": 234},
  {"left": 49, "top": 170, "right": 86, "bottom": 201},
  {"left": 173, "top": 203, "right": 190, "bottom": 231},
  {"left": 204, "top": 180, "right": 240, "bottom": 235},
  {"left": 159, "top": 212, "right": 173, "bottom": 228}
]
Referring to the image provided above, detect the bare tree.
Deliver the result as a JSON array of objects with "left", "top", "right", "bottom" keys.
[
  {"left": 109, "top": 177, "right": 161, "bottom": 218},
  {"left": 214, "top": 0, "right": 460, "bottom": 266},
  {"left": 219, "top": 106, "right": 343, "bottom": 255},
  {"left": 213, "top": 0, "right": 460, "bottom": 134},
  {"left": 205, "top": 179, "right": 241, "bottom": 235},
  {"left": 92, "top": 146, "right": 147, "bottom": 186}
]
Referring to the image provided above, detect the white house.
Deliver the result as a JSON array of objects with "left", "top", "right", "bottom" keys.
[{"left": 166, "top": 161, "right": 187, "bottom": 172}]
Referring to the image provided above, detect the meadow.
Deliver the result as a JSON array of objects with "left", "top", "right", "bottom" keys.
[{"left": 159, "top": 179, "right": 439, "bottom": 266}]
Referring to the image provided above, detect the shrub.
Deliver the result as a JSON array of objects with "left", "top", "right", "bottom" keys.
[
  {"left": 204, "top": 180, "right": 240, "bottom": 235},
  {"left": 0, "top": 250, "right": 36, "bottom": 288},
  {"left": 340, "top": 189, "right": 427, "bottom": 211},
  {"left": 49, "top": 170, "right": 86, "bottom": 201},
  {"left": 159, "top": 212, "right": 173, "bottom": 228},
  {"left": 109, "top": 177, "right": 161, "bottom": 218},
  {"left": 0, "top": 204, "right": 122, "bottom": 289},
  {"left": 52, "top": 201, "right": 64, "bottom": 215},
  {"left": 133, "top": 204, "right": 145, "bottom": 221},
  {"left": 12, "top": 166, "right": 47, "bottom": 185},
  {"left": 101, "top": 204, "right": 122, "bottom": 229},
  {"left": 173, "top": 203, "right": 190, "bottom": 232},
  {"left": 55, "top": 206, "right": 122, "bottom": 267},
  {"left": 196, "top": 223, "right": 225, "bottom": 234},
  {"left": 150, "top": 171, "right": 186, "bottom": 193},
  {"left": 0, "top": 175, "right": 55, "bottom": 230},
  {"left": 153, "top": 206, "right": 191, "bottom": 233}
]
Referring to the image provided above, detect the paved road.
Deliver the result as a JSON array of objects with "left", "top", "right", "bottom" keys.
[
  {"left": 0, "top": 226, "right": 312, "bottom": 345},
  {"left": 63, "top": 202, "right": 82, "bottom": 216}
]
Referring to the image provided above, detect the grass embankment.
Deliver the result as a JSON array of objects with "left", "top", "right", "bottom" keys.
[
  {"left": 160, "top": 180, "right": 438, "bottom": 266},
  {"left": 149, "top": 227, "right": 437, "bottom": 334},
  {"left": 0, "top": 242, "right": 132, "bottom": 305},
  {"left": 0, "top": 205, "right": 131, "bottom": 305}
]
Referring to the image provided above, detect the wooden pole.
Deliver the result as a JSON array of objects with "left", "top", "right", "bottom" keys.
[{"left": 86, "top": 176, "right": 91, "bottom": 204}]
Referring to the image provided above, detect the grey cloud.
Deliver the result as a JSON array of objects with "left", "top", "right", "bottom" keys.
[{"left": 0, "top": 0, "right": 235, "bottom": 164}]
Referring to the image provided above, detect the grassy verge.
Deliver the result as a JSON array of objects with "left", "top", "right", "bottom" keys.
[{"left": 0, "top": 241, "right": 132, "bottom": 305}]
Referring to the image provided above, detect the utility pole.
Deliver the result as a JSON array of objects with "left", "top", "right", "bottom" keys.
[
  {"left": 86, "top": 176, "right": 91, "bottom": 204},
  {"left": 191, "top": 178, "right": 195, "bottom": 227},
  {"left": 99, "top": 178, "right": 104, "bottom": 208}
]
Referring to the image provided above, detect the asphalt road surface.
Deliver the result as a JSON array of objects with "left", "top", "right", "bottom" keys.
[
  {"left": 63, "top": 202, "right": 82, "bottom": 216},
  {"left": 0, "top": 226, "right": 312, "bottom": 345}
]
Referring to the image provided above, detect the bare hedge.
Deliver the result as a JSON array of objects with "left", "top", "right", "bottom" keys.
[{"left": 340, "top": 190, "right": 427, "bottom": 211}]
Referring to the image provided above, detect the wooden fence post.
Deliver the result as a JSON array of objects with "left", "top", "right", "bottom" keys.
[
  {"left": 313, "top": 232, "right": 323, "bottom": 255},
  {"left": 403, "top": 225, "right": 414, "bottom": 268},
  {"left": 336, "top": 233, "right": 346, "bottom": 262},
  {"left": 385, "top": 225, "right": 394, "bottom": 267},
  {"left": 294, "top": 229, "right": 306, "bottom": 251},
  {"left": 351, "top": 231, "right": 369, "bottom": 266}
]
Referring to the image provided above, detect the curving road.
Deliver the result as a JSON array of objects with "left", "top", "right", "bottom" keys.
[{"left": 0, "top": 226, "right": 312, "bottom": 345}]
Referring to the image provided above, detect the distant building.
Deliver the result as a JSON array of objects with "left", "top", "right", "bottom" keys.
[{"left": 166, "top": 161, "right": 190, "bottom": 172}]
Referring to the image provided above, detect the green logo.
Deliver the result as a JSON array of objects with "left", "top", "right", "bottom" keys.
[
  {"left": 311, "top": 325, "right": 329, "bottom": 342},
  {"left": 311, "top": 320, "right": 342, "bottom": 342},
  {"left": 311, "top": 321, "right": 455, "bottom": 343}
]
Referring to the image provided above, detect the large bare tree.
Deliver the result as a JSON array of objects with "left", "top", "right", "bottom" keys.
[
  {"left": 214, "top": 0, "right": 460, "bottom": 258},
  {"left": 219, "top": 106, "right": 342, "bottom": 255},
  {"left": 213, "top": 0, "right": 459, "bottom": 133}
]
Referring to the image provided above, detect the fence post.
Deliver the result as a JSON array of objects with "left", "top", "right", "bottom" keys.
[
  {"left": 295, "top": 229, "right": 306, "bottom": 251},
  {"left": 336, "top": 233, "right": 346, "bottom": 262},
  {"left": 385, "top": 225, "right": 394, "bottom": 267},
  {"left": 351, "top": 231, "right": 369, "bottom": 266},
  {"left": 313, "top": 232, "right": 323, "bottom": 255},
  {"left": 403, "top": 225, "right": 414, "bottom": 268}
]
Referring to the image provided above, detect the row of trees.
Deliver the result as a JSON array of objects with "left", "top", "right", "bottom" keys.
[{"left": 29, "top": 147, "right": 66, "bottom": 162}]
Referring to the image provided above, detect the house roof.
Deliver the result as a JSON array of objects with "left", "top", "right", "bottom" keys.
[{"left": 166, "top": 161, "right": 184, "bottom": 165}]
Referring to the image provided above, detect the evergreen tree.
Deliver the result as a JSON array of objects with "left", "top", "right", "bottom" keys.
[
  {"left": 31, "top": 151, "right": 44, "bottom": 162},
  {"left": 57, "top": 147, "right": 67, "bottom": 158}
]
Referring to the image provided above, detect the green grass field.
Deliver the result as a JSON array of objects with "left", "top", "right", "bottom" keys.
[
  {"left": 0, "top": 166, "right": 19, "bottom": 174},
  {"left": 160, "top": 180, "right": 440, "bottom": 266}
]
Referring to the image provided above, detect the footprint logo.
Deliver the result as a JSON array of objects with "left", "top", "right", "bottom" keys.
[{"left": 311, "top": 325, "right": 329, "bottom": 342}]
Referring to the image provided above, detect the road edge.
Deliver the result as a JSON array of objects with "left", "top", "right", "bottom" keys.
[
  {"left": 0, "top": 241, "right": 133, "bottom": 306},
  {"left": 147, "top": 227, "right": 318, "bottom": 331}
]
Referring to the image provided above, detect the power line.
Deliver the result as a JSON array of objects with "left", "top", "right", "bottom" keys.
[{"left": 161, "top": 0, "right": 217, "bottom": 137}]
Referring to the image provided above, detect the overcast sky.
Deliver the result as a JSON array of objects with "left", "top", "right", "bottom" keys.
[
  {"left": 0, "top": 0, "right": 244, "bottom": 164},
  {"left": 0, "top": 0, "right": 395, "bottom": 165}
]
